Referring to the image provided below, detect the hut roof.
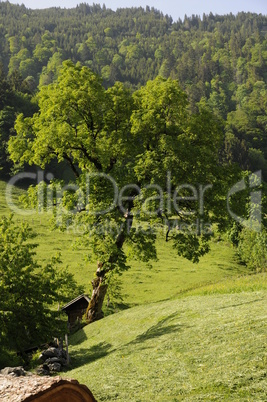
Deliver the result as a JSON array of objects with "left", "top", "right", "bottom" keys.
[
  {"left": 0, "top": 374, "right": 96, "bottom": 402},
  {"left": 61, "top": 294, "right": 90, "bottom": 311}
]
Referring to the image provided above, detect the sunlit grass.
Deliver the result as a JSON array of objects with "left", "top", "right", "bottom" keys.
[
  {"left": 182, "top": 272, "right": 267, "bottom": 297},
  {"left": 66, "top": 291, "right": 267, "bottom": 401}
]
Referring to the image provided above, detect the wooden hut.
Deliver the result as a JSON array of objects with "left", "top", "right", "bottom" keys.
[
  {"left": 0, "top": 374, "right": 97, "bottom": 402},
  {"left": 61, "top": 294, "right": 90, "bottom": 328}
]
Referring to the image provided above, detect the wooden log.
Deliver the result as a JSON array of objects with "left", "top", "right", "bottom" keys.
[{"left": 0, "top": 375, "right": 97, "bottom": 402}]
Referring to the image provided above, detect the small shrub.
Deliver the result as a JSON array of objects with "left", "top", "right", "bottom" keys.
[{"left": 238, "top": 228, "right": 267, "bottom": 272}]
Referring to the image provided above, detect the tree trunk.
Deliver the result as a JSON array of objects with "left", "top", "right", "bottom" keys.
[
  {"left": 85, "top": 276, "right": 108, "bottom": 323},
  {"left": 86, "top": 208, "right": 134, "bottom": 324}
]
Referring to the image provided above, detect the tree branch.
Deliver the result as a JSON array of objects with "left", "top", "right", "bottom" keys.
[
  {"left": 63, "top": 153, "right": 80, "bottom": 178},
  {"left": 70, "top": 145, "right": 103, "bottom": 171}
]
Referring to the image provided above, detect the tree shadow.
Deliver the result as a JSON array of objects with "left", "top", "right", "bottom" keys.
[
  {"left": 66, "top": 312, "right": 189, "bottom": 371},
  {"left": 127, "top": 312, "right": 188, "bottom": 346},
  {"left": 69, "top": 341, "right": 113, "bottom": 369},
  {"left": 217, "top": 297, "right": 264, "bottom": 310},
  {"left": 216, "top": 262, "right": 246, "bottom": 273},
  {"left": 103, "top": 301, "right": 133, "bottom": 316},
  {"left": 69, "top": 327, "right": 89, "bottom": 346}
]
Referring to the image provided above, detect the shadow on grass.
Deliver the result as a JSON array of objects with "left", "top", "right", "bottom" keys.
[
  {"left": 70, "top": 341, "right": 113, "bottom": 368},
  {"left": 216, "top": 259, "right": 247, "bottom": 273},
  {"left": 67, "top": 312, "right": 187, "bottom": 370},
  {"left": 128, "top": 312, "right": 187, "bottom": 346},
  {"left": 103, "top": 301, "right": 133, "bottom": 316},
  {"left": 217, "top": 297, "right": 264, "bottom": 310},
  {"left": 69, "top": 327, "right": 88, "bottom": 346}
]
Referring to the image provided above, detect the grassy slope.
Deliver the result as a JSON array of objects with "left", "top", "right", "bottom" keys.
[
  {"left": 120, "top": 238, "right": 247, "bottom": 307},
  {"left": 66, "top": 290, "right": 267, "bottom": 401},
  {"left": 0, "top": 180, "right": 250, "bottom": 304},
  {"left": 1, "top": 180, "right": 266, "bottom": 400}
]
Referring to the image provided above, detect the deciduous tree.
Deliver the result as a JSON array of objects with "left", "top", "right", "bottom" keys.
[{"left": 8, "top": 61, "right": 233, "bottom": 323}]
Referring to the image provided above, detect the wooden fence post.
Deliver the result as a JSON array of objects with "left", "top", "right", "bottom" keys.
[{"left": 65, "top": 333, "right": 70, "bottom": 366}]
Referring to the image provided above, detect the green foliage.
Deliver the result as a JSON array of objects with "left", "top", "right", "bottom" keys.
[
  {"left": 237, "top": 228, "right": 267, "bottom": 272},
  {"left": 226, "top": 80, "right": 267, "bottom": 179},
  {"left": 0, "top": 348, "right": 22, "bottom": 369},
  {"left": 28, "top": 349, "right": 42, "bottom": 370},
  {"left": 131, "top": 76, "right": 233, "bottom": 260},
  {"left": 0, "top": 215, "right": 83, "bottom": 361},
  {"left": 227, "top": 222, "right": 242, "bottom": 247},
  {"left": 0, "top": 62, "right": 38, "bottom": 177},
  {"left": 39, "top": 52, "right": 64, "bottom": 87}
]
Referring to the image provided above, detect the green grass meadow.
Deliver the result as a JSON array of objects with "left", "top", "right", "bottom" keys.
[
  {"left": 67, "top": 291, "right": 267, "bottom": 401},
  {"left": 0, "top": 179, "right": 266, "bottom": 400}
]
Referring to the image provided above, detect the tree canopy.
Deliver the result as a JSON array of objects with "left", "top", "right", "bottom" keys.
[{"left": 8, "top": 61, "right": 235, "bottom": 322}]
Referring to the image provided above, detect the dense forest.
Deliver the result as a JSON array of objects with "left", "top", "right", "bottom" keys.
[{"left": 0, "top": 2, "right": 266, "bottom": 180}]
